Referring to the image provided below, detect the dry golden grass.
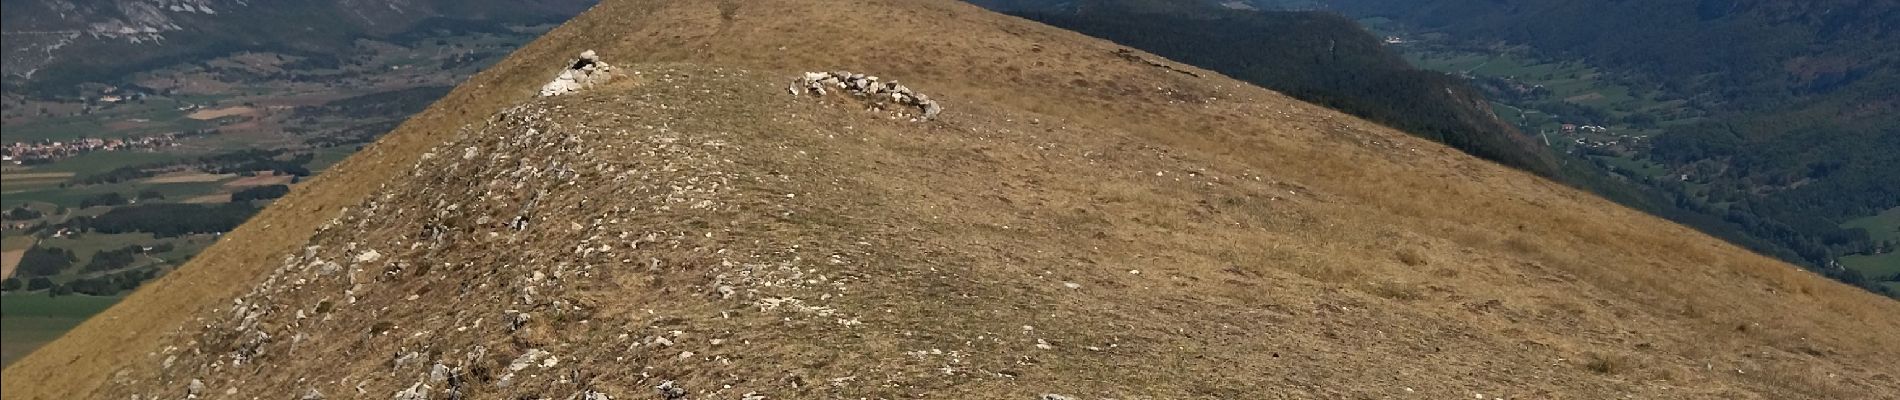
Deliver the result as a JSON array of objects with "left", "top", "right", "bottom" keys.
[
  {"left": 1395, "top": 247, "right": 1430, "bottom": 266},
  {"left": 5, "top": 0, "right": 1896, "bottom": 399}
]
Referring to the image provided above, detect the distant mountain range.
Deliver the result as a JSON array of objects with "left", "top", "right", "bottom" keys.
[{"left": 1, "top": 0, "right": 596, "bottom": 95}]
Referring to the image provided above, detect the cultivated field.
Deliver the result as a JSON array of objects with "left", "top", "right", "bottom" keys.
[
  {"left": 0, "top": 236, "right": 35, "bottom": 279},
  {"left": 0, "top": 172, "right": 74, "bottom": 193},
  {"left": 1844, "top": 207, "right": 1900, "bottom": 244},
  {"left": 184, "top": 106, "right": 259, "bottom": 121},
  {"left": 141, "top": 173, "right": 234, "bottom": 184},
  {"left": 1840, "top": 207, "right": 1900, "bottom": 282},
  {"left": 0, "top": 250, "right": 23, "bottom": 280},
  {"left": 223, "top": 173, "right": 293, "bottom": 187},
  {"left": 0, "top": 295, "right": 121, "bottom": 366}
]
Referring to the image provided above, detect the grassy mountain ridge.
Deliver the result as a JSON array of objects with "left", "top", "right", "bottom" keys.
[{"left": 4, "top": 0, "right": 1897, "bottom": 398}]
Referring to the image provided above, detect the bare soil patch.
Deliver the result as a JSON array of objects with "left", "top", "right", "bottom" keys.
[{"left": 186, "top": 106, "right": 259, "bottom": 121}]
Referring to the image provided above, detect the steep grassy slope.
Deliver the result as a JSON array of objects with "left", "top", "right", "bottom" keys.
[{"left": 5, "top": 0, "right": 1897, "bottom": 398}]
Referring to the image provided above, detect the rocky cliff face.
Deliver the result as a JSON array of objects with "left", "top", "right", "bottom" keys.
[{"left": 5, "top": 1, "right": 1898, "bottom": 399}]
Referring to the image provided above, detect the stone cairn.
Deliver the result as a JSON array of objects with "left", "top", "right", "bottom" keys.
[
  {"left": 789, "top": 71, "right": 942, "bottom": 120},
  {"left": 538, "top": 50, "right": 614, "bottom": 97}
]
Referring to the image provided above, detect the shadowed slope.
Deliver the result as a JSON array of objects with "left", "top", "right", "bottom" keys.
[{"left": 5, "top": 1, "right": 1897, "bottom": 399}]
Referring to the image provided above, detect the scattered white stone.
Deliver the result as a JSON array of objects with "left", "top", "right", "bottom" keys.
[
  {"left": 393, "top": 382, "right": 429, "bottom": 400},
  {"left": 507, "top": 349, "right": 550, "bottom": 372},
  {"left": 789, "top": 70, "right": 943, "bottom": 120},
  {"left": 540, "top": 50, "right": 616, "bottom": 97},
  {"left": 393, "top": 351, "right": 423, "bottom": 368},
  {"left": 429, "top": 363, "right": 450, "bottom": 382},
  {"left": 656, "top": 381, "right": 688, "bottom": 400},
  {"left": 509, "top": 311, "right": 532, "bottom": 331}
]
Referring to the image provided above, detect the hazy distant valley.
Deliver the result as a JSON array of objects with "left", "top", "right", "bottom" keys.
[{"left": 0, "top": 0, "right": 585, "bottom": 364}]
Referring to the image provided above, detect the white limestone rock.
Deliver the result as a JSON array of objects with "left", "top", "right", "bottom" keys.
[
  {"left": 539, "top": 50, "right": 614, "bottom": 97},
  {"left": 788, "top": 70, "right": 944, "bottom": 119}
]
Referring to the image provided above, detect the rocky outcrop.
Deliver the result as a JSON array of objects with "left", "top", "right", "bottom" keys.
[
  {"left": 1112, "top": 49, "right": 1201, "bottom": 78},
  {"left": 538, "top": 50, "right": 614, "bottom": 97},
  {"left": 789, "top": 71, "right": 942, "bottom": 120}
]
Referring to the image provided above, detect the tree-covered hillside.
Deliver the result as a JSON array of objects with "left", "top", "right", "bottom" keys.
[
  {"left": 977, "top": 0, "right": 1897, "bottom": 296},
  {"left": 1300, "top": 0, "right": 1898, "bottom": 288},
  {"left": 1004, "top": 1, "right": 1563, "bottom": 176}
]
